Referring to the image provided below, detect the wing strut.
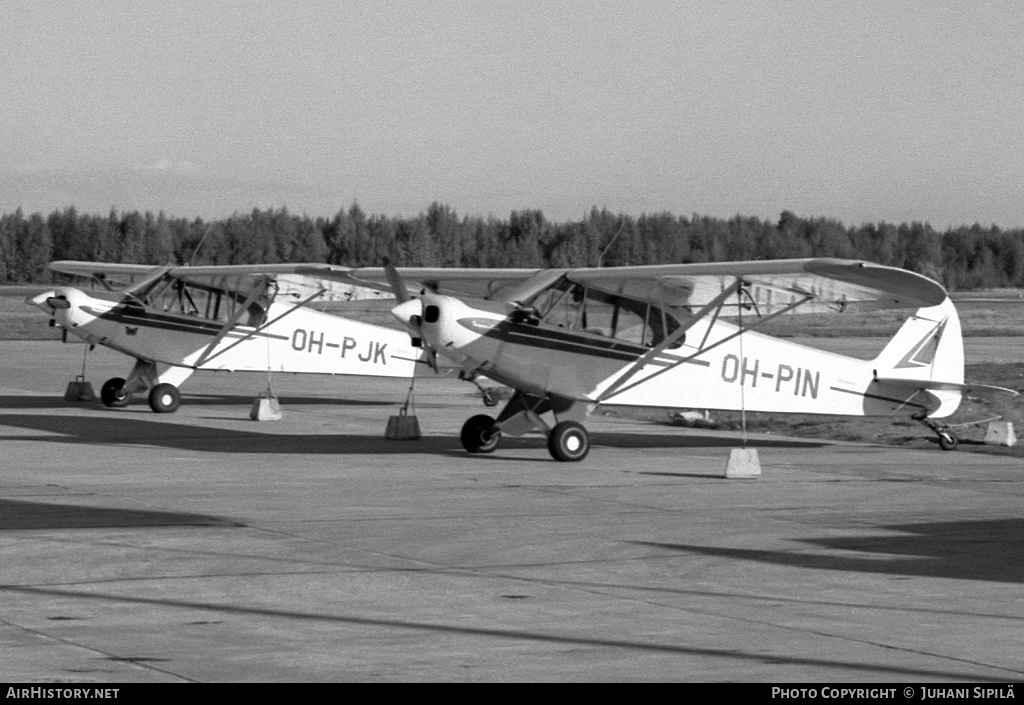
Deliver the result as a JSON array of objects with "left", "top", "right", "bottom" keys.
[
  {"left": 597, "top": 282, "right": 813, "bottom": 404},
  {"left": 192, "top": 279, "right": 272, "bottom": 367},
  {"left": 597, "top": 280, "right": 743, "bottom": 403},
  {"left": 193, "top": 284, "right": 326, "bottom": 367}
]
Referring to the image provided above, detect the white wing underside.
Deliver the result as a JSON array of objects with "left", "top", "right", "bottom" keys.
[{"left": 49, "top": 257, "right": 947, "bottom": 315}]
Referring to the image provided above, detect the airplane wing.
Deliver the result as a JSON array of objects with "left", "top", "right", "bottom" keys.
[
  {"left": 339, "top": 258, "right": 947, "bottom": 314},
  {"left": 49, "top": 260, "right": 544, "bottom": 302},
  {"left": 48, "top": 261, "right": 393, "bottom": 303},
  {"left": 49, "top": 257, "right": 947, "bottom": 314},
  {"left": 564, "top": 258, "right": 947, "bottom": 313},
  {"left": 338, "top": 266, "right": 544, "bottom": 301},
  {"left": 49, "top": 261, "right": 167, "bottom": 290}
]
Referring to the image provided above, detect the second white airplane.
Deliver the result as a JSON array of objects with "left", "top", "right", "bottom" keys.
[{"left": 29, "top": 262, "right": 424, "bottom": 413}]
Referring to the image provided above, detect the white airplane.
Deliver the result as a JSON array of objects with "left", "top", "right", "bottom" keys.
[
  {"left": 352, "top": 258, "right": 1016, "bottom": 460},
  {"left": 31, "top": 258, "right": 1015, "bottom": 461},
  {"left": 28, "top": 262, "right": 427, "bottom": 413}
]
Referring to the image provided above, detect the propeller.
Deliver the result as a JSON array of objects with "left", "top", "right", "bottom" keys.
[
  {"left": 385, "top": 260, "right": 439, "bottom": 371},
  {"left": 25, "top": 290, "right": 72, "bottom": 341},
  {"left": 391, "top": 298, "right": 423, "bottom": 334},
  {"left": 26, "top": 290, "right": 66, "bottom": 312}
]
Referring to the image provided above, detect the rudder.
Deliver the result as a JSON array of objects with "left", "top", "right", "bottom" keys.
[
  {"left": 874, "top": 297, "right": 964, "bottom": 384},
  {"left": 873, "top": 297, "right": 964, "bottom": 417}
]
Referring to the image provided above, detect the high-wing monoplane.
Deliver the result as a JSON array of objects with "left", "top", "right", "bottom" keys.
[
  {"left": 32, "top": 258, "right": 1016, "bottom": 461},
  {"left": 29, "top": 262, "right": 425, "bottom": 412},
  {"left": 343, "top": 258, "right": 1016, "bottom": 461}
]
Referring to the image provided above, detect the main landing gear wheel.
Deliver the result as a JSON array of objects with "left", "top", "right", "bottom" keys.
[
  {"left": 100, "top": 377, "right": 130, "bottom": 408},
  {"left": 461, "top": 414, "right": 500, "bottom": 454},
  {"left": 148, "top": 383, "right": 182, "bottom": 413},
  {"left": 482, "top": 389, "right": 499, "bottom": 407},
  {"left": 547, "top": 421, "right": 590, "bottom": 462},
  {"left": 938, "top": 431, "right": 959, "bottom": 451}
]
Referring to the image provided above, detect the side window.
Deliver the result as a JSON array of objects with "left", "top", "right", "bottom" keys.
[
  {"left": 132, "top": 275, "right": 266, "bottom": 325},
  {"left": 533, "top": 280, "right": 682, "bottom": 347}
]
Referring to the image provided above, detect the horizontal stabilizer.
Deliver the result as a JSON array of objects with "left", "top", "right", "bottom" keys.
[{"left": 875, "top": 377, "right": 1019, "bottom": 399}]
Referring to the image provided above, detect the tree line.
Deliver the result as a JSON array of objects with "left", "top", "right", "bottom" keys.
[{"left": 1, "top": 203, "right": 1022, "bottom": 291}]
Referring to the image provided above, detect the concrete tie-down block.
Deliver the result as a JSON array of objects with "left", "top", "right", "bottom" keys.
[
  {"left": 250, "top": 395, "right": 283, "bottom": 421},
  {"left": 386, "top": 409, "right": 421, "bottom": 440},
  {"left": 725, "top": 447, "right": 761, "bottom": 478},
  {"left": 64, "top": 375, "right": 96, "bottom": 402},
  {"left": 984, "top": 421, "right": 1017, "bottom": 447}
]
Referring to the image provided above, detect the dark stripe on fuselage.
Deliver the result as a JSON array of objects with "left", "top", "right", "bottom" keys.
[
  {"left": 95, "top": 305, "right": 221, "bottom": 335},
  {"left": 88, "top": 305, "right": 287, "bottom": 341},
  {"left": 460, "top": 318, "right": 710, "bottom": 367}
]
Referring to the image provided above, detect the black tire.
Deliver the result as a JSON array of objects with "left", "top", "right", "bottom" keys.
[
  {"left": 482, "top": 389, "right": 499, "bottom": 407},
  {"left": 547, "top": 421, "right": 590, "bottom": 462},
  {"left": 100, "top": 377, "right": 130, "bottom": 408},
  {"left": 461, "top": 414, "right": 500, "bottom": 453},
  {"left": 938, "top": 432, "right": 958, "bottom": 451},
  {"left": 148, "top": 383, "right": 181, "bottom": 413}
]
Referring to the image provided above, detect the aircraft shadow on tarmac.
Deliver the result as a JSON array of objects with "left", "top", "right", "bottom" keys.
[
  {"left": 0, "top": 412, "right": 826, "bottom": 454},
  {"left": 0, "top": 412, "right": 457, "bottom": 454},
  {"left": 181, "top": 394, "right": 397, "bottom": 407},
  {"left": 0, "top": 394, "right": 395, "bottom": 410},
  {"left": 637, "top": 517, "right": 1024, "bottom": 583},
  {"left": 0, "top": 395, "right": 83, "bottom": 410},
  {"left": 0, "top": 498, "right": 244, "bottom": 531}
]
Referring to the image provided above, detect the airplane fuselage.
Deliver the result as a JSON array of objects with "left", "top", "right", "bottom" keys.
[
  {"left": 411, "top": 293, "right": 961, "bottom": 420},
  {"left": 38, "top": 286, "right": 422, "bottom": 378}
]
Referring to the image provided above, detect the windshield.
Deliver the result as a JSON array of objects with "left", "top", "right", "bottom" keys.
[
  {"left": 528, "top": 280, "right": 681, "bottom": 347},
  {"left": 131, "top": 274, "right": 268, "bottom": 327}
]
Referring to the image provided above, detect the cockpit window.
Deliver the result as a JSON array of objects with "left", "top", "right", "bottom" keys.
[
  {"left": 529, "top": 280, "right": 681, "bottom": 347},
  {"left": 132, "top": 275, "right": 268, "bottom": 327}
]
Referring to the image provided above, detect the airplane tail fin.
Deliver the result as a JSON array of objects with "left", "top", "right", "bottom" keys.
[{"left": 872, "top": 297, "right": 964, "bottom": 416}]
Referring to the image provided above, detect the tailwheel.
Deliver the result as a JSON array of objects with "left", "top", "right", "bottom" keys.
[
  {"left": 461, "top": 414, "right": 500, "bottom": 453},
  {"left": 148, "top": 383, "right": 182, "bottom": 413},
  {"left": 918, "top": 415, "right": 959, "bottom": 451},
  {"left": 100, "top": 377, "right": 130, "bottom": 408},
  {"left": 547, "top": 421, "right": 590, "bottom": 462}
]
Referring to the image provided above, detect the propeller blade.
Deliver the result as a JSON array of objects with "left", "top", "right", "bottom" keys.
[{"left": 383, "top": 258, "right": 411, "bottom": 304}]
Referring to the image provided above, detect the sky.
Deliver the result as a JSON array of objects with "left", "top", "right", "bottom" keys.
[{"left": 2, "top": 0, "right": 1023, "bottom": 228}]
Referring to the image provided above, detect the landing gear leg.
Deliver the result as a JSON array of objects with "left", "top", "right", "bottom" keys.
[
  {"left": 459, "top": 370, "right": 501, "bottom": 407},
  {"left": 464, "top": 390, "right": 589, "bottom": 460},
  {"left": 100, "top": 360, "right": 192, "bottom": 412},
  {"left": 917, "top": 415, "right": 959, "bottom": 451}
]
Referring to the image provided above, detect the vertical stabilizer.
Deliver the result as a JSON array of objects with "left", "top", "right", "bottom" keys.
[
  {"left": 873, "top": 297, "right": 964, "bottom": 417},
  {"left": 873, "top": 297, "right": 963, "bottom": 384}
]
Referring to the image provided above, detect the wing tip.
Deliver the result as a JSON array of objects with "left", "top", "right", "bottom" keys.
[{"left": 805, "top": 259, "right": 948, "bottom": 309}]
